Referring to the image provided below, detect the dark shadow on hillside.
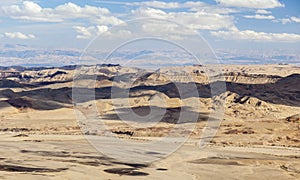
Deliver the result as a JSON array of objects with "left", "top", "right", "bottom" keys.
[
  {"left": 6, "top": 97, "right": 64, "bottom": 110},
  {"left": 0, "top": 79, "right": 36, "bottom": 88},
  {"left": 101, "top": 106, "right": 215, "bottom": 124},
  {"left": 33, "top": 80, "right": 72, "bottom": 86}
]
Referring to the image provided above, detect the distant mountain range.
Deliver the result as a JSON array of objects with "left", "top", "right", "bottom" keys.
[{"left": 0, "top": 44, "right": 299, "bottom": 66}]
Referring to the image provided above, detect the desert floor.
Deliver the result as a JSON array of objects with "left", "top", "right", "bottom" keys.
[{"left": 0, "top": 109, "right": 299, "bottom": 180}]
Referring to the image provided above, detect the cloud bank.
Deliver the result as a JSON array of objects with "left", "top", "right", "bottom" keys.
[{"left": 4, "top": 32, "right": 35, "bottom": 39}]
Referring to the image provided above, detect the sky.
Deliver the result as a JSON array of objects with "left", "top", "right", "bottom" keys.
[{"left": 0, "top": 0, "right": 299, "bottom": 65}]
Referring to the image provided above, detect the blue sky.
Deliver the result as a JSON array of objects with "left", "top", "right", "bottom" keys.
[{"left": 0, "top": 0, "right": 299, "bottom": 65}]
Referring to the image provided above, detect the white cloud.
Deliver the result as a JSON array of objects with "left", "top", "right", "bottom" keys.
[
  {"left": 211, "top": 30, "right": 300, "bottom": 42},
  {"left": 131, "top": 7, "right": 237, "bottom": 31},
  {"left": 244, "top": 14, "right": 275, "bottom": 20},
  {"left": 215, "top": 0, "right": 284, "bottom": 9},
  {"left": 130, "top": 1, "right": 180, "bottom": 9},
  {"left": 273, "top": 16, "right": 300, "bottom": 24},
  {"left": 73, "top": 25, "right": 131, "bottom": 39},
  {"left": 54, "top": 2, "right": 110, "bottom": 20},
  {"left": 126, "top": 1, "right": 237, "bottom": 14},
  {"left": 1, "top": 1, "right": 123, "bottom": 25},
  {"left": 0, "top": 1, "right": 236, "bottom": 40},
  {"left": 185, "top": 2, "right": 238, "bottom": 14},
  {"left": 273, "top": 18, "right": 292, "bottom": 24},
  {"left": 1, "top": 1, "right": 60, "bottom": 22},
  {"left": 4, "top": 32, "right": 35, "bottom": 39},
  {"left": 73, "top": 26, "right": 96, "bottom": 39},
  {"left": 132, "top": 7, "right": 167, "bottom": 19},
  {"left": 96, "top": 25, "right": 109, "bottom": 34},
  {"left": 93, "top": 15, "right": 124, "bottom": 26},
  {"left": 255, "top": 10, "right": 272, "bottom": 14},
  {"left": 291, "top": 16, "right": 300, "bottom": 23},
  {"left": 141, "top": 21, "right": 198, "bottom": 40},
  {"left": 73, "top": 25, "right": 110, "bottom": 39}
]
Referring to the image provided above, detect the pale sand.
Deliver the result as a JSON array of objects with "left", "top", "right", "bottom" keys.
[{"left": 0, "top": 133, "right": 299, "bottom": 179}]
